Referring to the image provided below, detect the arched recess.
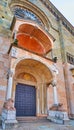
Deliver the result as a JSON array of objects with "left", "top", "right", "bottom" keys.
[
  {"left": 14, "top": 59, "right": 53, "bottom": 83},
  {"left": 12, "top": 58, "right": 53, "bottom": 116},
  {"left": 9, "top": 0, "right": 50, "bottom": 29},
  {"left": 16, "top": 23, "right": 53, "bottom": 55},
  {"left": 11, "top": 19, "right": 53, "bottom": 56}
]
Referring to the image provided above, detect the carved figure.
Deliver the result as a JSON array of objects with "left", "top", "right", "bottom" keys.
[
  {"left": 50, "top": 103, "right": 64, "bottom": 111},
  {"left": 3, "top": 98, "right": 15, "bottom": 110}
]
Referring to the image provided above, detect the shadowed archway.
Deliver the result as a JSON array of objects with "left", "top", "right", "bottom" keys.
[{"left": 13, "top": 59, "right": 53, "bottom": 116}]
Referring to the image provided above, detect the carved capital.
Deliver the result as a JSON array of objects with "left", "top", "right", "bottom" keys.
[
  {"left": 51, "top": 79, "right": 57, "bottom": 86},
  {"left": 7, "top": 69, "right": 15, "bottom": 78}
]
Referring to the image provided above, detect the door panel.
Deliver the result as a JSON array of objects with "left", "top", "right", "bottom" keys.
[{"left": 15, "top": 83, "right": 36, "bottom": 116}]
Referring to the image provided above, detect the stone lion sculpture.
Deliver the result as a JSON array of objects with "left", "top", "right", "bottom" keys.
[
  {"left": 50, "top": 103, "right": 64, "bottom": 111},
  {"left": 3, "top": 98, "right": 15, "bottom": 110}
]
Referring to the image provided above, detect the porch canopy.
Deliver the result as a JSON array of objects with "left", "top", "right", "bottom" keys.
[{"left": 11, "top": 18, "right": 54, "bottom": 55}]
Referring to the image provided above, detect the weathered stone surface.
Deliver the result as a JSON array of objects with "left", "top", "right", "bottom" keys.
[
  {"left": 47, "top": 110, "right": 69, "bottom": 124},
  {"left": 0, "top": 0, "right": 74, "bottom": 119},
  {"left": 0, "top": 0, "right": 13, "bottom": 29},
  {"left": 1, "top": 109, "right": 18, "bottom": 130}
]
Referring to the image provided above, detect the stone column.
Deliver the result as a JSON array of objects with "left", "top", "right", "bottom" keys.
[
  {"left": 37, "top": 87, "right": 40, "bottom": 115},
  {"left": 41, "top": 83, "right": 44, "bottom": 114},
  {"left": 6, "top": 69, "right": 14, "bottom": 100},
  {"left": 47, "top": 86, "right": 49, "bottom": 110},
  {"left": 52, "top": 71, "right": 59, "bottom": 105},
  {"left": 53, "top": 85, "right": 58, "bottom": 105}
]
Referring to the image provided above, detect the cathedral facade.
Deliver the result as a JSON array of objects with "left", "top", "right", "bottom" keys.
[{"left": 0, "top": 0, "right": 74, "bottom": 118}]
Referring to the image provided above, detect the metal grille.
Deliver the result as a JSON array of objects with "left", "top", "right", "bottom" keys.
[{"left": 15, "top": 83, "right": 36, "bottom": 116}]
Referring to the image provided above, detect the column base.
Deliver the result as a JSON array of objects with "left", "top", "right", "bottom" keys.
[
  {"left": 1, "top": 109, "right": 18, "bottom": 130},
  {"left": 47, "top": 110, "right": 69, "bottom": 124}
]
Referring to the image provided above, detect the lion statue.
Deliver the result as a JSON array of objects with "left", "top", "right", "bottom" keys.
[
  {"left": 3, "top": 98, "right": 15, "bottom": 110},
  {"left": 50, "top": 103, "right": 64, "bottom": 111}
]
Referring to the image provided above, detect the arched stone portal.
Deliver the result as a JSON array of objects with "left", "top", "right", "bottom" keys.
[
  {"left": 6, "top": 17, "right": 58, "bottom": 117},
  {"left": 12, "top": 59, "right": 53, "bottom": 116}
]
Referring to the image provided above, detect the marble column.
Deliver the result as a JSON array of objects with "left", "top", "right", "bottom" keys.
[
  {"left": 37, "top": 87, "right": 40, "bottom": 115},
  {"left": 6, "top": 69, "right": 14, "bottom": 100},
  {"left": 53, "top": 85, "right": 58, "bottom": 105},
  {"left": 41, "top": 84, "right": 44, "bottom": 114},
  {"left": 47, "top": 86, "right": 49, "bottom": 110},
  {"left": 52, "top": 71, "right": 59, "bottom": 105}
]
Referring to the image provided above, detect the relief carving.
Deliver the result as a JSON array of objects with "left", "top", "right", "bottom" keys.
[{"left": 3, "top": 98, "right": 15, "bottom": 110}]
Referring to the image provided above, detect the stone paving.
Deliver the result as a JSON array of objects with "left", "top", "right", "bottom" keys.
[{"left": 0, "top": 119, "right": 74, "bottom": 130}]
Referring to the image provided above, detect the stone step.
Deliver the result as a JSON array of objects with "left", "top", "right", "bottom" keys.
[{"left": 16, "top": 116, "right": 48, "bottom": 123}]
